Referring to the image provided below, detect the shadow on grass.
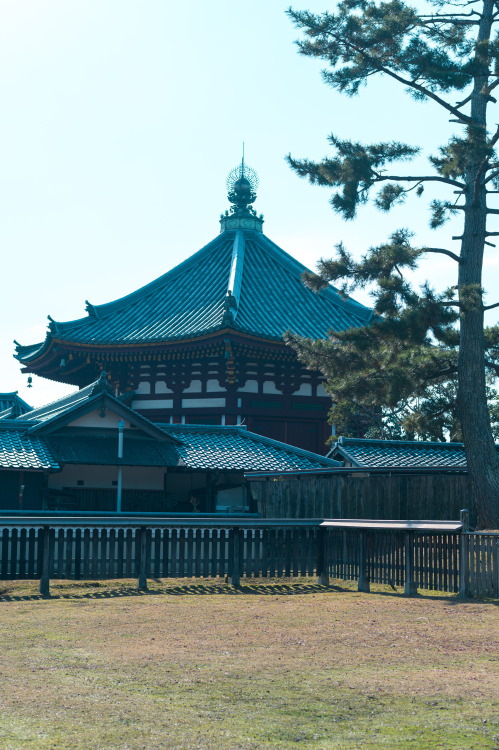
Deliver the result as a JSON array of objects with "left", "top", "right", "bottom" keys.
[
  {"left": 0, "top": 580, "right": 344, "bottom": 602},
  {"left": 0, "top": 580, "right": 497, "bottom": 604}
]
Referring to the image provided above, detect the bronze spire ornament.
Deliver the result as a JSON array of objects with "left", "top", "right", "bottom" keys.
[{"left": 226, "top": 146, "right": 259, "bottom": 211}]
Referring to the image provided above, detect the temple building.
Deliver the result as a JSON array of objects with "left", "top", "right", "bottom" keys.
[
  {"left": 14, "top": 161, "right": 373, "bottom": 455},
  {"left": 0, "top": 373, "right": 339, "bottom": 513}
]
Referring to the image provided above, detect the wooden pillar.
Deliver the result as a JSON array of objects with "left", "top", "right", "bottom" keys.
[
  {"left": 137, "top": 527, "right": 148, "bottom": 591},
  {"left": 459, "top": 509, "right": 470, "bottom": 598},
  {"left": 230, "top": 527, "right": 240, "bottom": 587},
  {"left": 205, "top": 472, "right": 213, "bottom": 513},
  {"left": 404, "top": 531, "right": 418, "bottom": 596},
  {"left": 317, "top": 526, "right": 329, "bottom": 586},
  {"left": 494, "top": 540, "right": 499, "bottom": 600},
  {"left": 18, "top": 471, "right": 24, "bottom": 511},
  {"left": 358, "top": 531, "right": 370, "bottom": 593},
  {"left": 39, "top": 526, "right": 52, "bottom": 597}
]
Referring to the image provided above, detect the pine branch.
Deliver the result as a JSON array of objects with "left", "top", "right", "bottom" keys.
[
  {"left": 373, "top": 172, "right": 464, "bottom": 188},
  {"left": 455, "top": 93, "right": 473, "bottom": 108},
  {"left": 338, "top": 38, "right": 475, "bottom": 126},
  {"left": 419, "top": 16, "right": 480, "bottom": 26},
  {"left": 421, "top": 247, "right": 461, "bottom": 262},
  {"left": 481, "top": 76, "right": 499, "bottom": 99},
  {"left": 484, "top": 168, "right": 499, "bottom": 184},
  {"left": 291, "top": 13, "right": 477, "bottom": 126}
]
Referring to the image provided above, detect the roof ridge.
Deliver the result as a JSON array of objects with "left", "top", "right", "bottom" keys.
[
  {"left": 225, "top": 229, "right": 245, "bottom": 321},
  {"left": 14, "top": 382, "right": 96, "bottom": 422},
  {"left": 238, "top": 427, "right": 340, "bottom": 465},
  {"left": 339, "top": 437, "right": 466, "bottom": 448},
  {"left": 257, "top": 233, "right": 373, "bottom": 323}
]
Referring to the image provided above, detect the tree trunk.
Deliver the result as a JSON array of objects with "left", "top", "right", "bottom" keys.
[{"left": 458, "top": 0, "right": 499, "bottom": 529}]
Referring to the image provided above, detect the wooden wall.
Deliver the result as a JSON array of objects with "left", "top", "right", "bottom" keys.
[{"left": 248, "top": 473, "right": 476, "bottom": 526}]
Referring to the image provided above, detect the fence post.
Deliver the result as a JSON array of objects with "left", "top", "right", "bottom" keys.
[
  {"left": 39, "top": 526, "right": 51, "bottom": 597},
  {"left": 317, "top": 526, "right": 329, "bottom": 586},
  {"left": 404, "top": 531, "right": 418, "bottom": 596},
  {"left": 230, "top": 527, "right": 240, "bottom": 587},
  {"left": 137, "top": 527, "right": 148, "bottom": 591},
  {"left": 459, "top": 509, "right": 470, "bottom": 599},
  {"left": 494, "top": 540, "right": 499, "bottom": 600},
  {"left": 358, "top": 531, "right": 370, "bottom": 592}
]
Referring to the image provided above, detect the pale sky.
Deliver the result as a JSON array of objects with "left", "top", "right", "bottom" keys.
[{"left": 1, "top": 0, "right": 497, "bottom": 407}]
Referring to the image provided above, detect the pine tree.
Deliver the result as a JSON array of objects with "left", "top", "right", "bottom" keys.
[{"left": 286, "top": 0, "right": 499, "bottom": 528}]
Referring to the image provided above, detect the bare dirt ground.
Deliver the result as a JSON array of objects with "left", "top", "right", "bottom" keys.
[{"left": 0, "top": 578, "right": 497, "bottom": 749}]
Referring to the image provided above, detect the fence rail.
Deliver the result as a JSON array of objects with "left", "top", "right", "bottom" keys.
[{"left": 0, "top": 514, "right": 497, "bottom": 599}]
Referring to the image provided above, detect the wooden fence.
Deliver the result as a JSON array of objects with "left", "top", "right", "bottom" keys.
[
  {"left": 460, "top": 532, "right": 499, "bottom": 598},
  {"left": 325, "top": 529, "right": 461, "bottom": 593},
  {"left": 0, "top": 519, "right": 320, "bottom": 594},
  {"left": 248, "top": 471, "right": 475, "bottom": 525},
  {"left": 0, "top": 515, "right": 496, "bottom": 599}
]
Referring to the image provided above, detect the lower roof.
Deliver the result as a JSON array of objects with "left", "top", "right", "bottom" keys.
[
  {"left": 0, "top": 375, "right": 340, "bottom": 473},
  {"left": 330, "top": 437, "right": 471, "bottom": 469},
  {"left": 157, "top": 424, "right": 340, "bottom": 472}
]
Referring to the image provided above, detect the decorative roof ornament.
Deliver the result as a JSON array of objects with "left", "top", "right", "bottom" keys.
[
  {"left": 91, "top": 370, "right": 112, "bottom": 396},
  {"left": 220, "top": 146, "right": 264, "bottom": 233},
  {"left": 226, "top": 152, "right": 259, "bottom": 211}
]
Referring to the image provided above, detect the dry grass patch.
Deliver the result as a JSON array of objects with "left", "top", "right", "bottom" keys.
[{"left": 0, "top": 578, "right": 497, "bottom": 749}]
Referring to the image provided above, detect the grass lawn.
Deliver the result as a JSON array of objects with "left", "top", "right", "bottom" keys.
[{"left": 0, "top": 578, "right": 497, "bottom": 750}]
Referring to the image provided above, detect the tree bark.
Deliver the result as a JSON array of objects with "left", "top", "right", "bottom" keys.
[{"left": 458, "top": 0, "right": 499, "bottom": 529}]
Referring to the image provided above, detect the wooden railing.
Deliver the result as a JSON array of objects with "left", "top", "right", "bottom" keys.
[
  {"left": 460, "top": 531, "right": 499, "bottom": 598},
  {"left": 0, "top": 513, "right": 496, "bottom": 599},
  {"left": 0, "top": 517, "right": 321, "bottom": 595},
  {"left": 324, "top": 529, "right": 465, "bottom": 593}
]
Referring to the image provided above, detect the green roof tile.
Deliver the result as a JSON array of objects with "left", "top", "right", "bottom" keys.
[
  {"left": 0, "top": 427, "right": 59, "bottom": 470},
  {"left": 159, "top": 424, "right": 340, "bottom": 472},
  {"left": 0, "top": 378, "right": 340, "bottom": 473},
  {"left": 332, "top": 437, "right": 471, "bottom": 468},
  {"left": 15, "top": 226, "right": 372, "bottom": 362}
]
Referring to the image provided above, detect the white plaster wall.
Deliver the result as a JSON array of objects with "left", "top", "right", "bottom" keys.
[
  {"left": 181, "top": 397, "right": 226, "bottom": 409},
  {"left": 262, "top": 381, "right": 282, "bottom": 395},
  {"left": 183, "top": 379, "right": 203, "bottom": 394},
  {"left": 316, "top": 384, "right": 329, "bottom": 397},
  {"left": 136, "top": 381, "right": 151, "bottom": 394},
  {"left": 238, "top": 379, "right": 259, "bottom": 393},
  {"left": 69, "top": 411, "right": 131, "bottom": 429},
  {"left": 206, "top": 379, "right": 226, "bottom": 393},
  {"left": 155, "top": 382, "right": 174, "bottom": 394},
  {"left": 132, "top": 399, "right": 174, "bottom": 410},
  {"left": 293, "top": 383, "right": 313, "bottom": 396}
]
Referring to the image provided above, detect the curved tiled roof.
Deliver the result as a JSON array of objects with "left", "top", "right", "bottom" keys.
[
  {"left": 15, "top": 225, "right": 372, "bottom": 363},
  {"left": 332, "top": 437, "right": 470, "bottom": 469},
  {"left": 0, "top": 377, "right": 341, "bottom": 473},
  {"left": 0, "top": 427, "right": 59, "bottom": 470},
  {"left": 159, "top": 424, "right": 341, "bottom": 472}
]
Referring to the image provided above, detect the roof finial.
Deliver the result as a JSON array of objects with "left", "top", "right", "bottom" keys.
[
  {"left": 226, "top": 149, "right": 259, "bottom": 212},
  {"left": 220, "top": 149, "right": 264, "bottom": 232}
]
